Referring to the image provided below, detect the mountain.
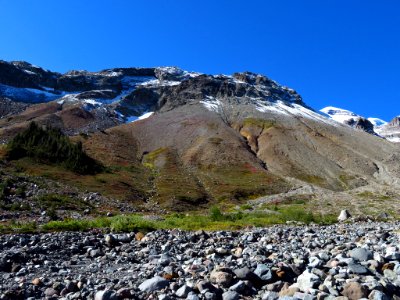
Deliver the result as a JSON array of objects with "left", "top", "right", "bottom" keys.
[
  {"left": 1, "top": 60, "right": 400, "bottom": 216},
  {"left": 321, "top": 106, "right": 400, "bottom": 142}
]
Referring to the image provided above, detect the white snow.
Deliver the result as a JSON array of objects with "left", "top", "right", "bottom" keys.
[
  {"left": 255, "top": 100, "right": 336, "bottom": 125},
  {"left": 320, "top": 106, "right": 359, "bottom": 123},
  {"left": 368, "top": 117, "right": 387, "bottom": 127},
  {"left": 255, "top": 101, "right": 289, "bottom": 115},
  {"left": 386, "top": 136, "right": 400, "bottom": 143},
  {"left": 24, "top": 87, "right": 60, "bottom": 97},
  {"left": 138, "top": 79, "right": 181, "bottom": 87},
  {"left": 84, "top": 99, "right": 102, "bottom": 106},
  {"left": 23, "top": 69, "right": 36, "bottom": 75},
  {"left": 126, "top": 112, "right": 154, "bottom": 123},
  {"left": 200, "top": 96, "right": 222, "bottom": 112},
  {"left": 102, "top": 71, "right": 123, "bottom": 77},
  {"left": 0, "top": 84, "right": 63, "bottom": 103}
]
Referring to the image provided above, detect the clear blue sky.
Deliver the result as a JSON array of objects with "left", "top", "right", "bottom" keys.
[{"left": 0, "top": 0, "right": 399, "bottom": 120}]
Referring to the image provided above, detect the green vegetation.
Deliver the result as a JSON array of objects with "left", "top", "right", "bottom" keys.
[
  {"left": 357, "top": 191, "right": 391, "bottom": 200},
  {"left": 200, "top": 165, "right": 288, "bottom": 202},
  {"left": 208, "top": 137, "right": 223, "bottom": 145},
  {"left": 143, "top": 148, "right": 208, "bottom": 208},
  {"left": 0, "top": 204, "right": 336, "bottom": 234},
  {"left": 297, "top": 174, "right": 326, "bottom": 186},
  {"left": 35, "top": 193, "right": 92, "bottom": 211},
  {"left": 142, "top": 147, "right": 167, "bottom": 169},
  {"left": 6, "top": 122, "right": 102, "bottom": 174},
  {"left": 242, "top": 118, "right": 275, "bottom": 129}
]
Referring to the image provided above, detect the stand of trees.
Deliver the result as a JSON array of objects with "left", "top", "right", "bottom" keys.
[{"left": 7, "top": 122, "right": 102, "bottom": 174}]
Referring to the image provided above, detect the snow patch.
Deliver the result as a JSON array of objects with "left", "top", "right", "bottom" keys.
[
  {"left": 0, "top": 84, "right": 63, "bottom": 103},
  {"left": 386, "top": 136, "right": 400, "bottom": 143},
  {"left": 320, "top": 106, "right": 359, "bottom": 124},
  {"left": 126, "top": 112, "right": 154, "bottom": 123},
  {"left": 368, "top": 117, "right": 387, "bottom": 127},
  {"left": 138, "top": 79, "right": 181, "bottom": 87},
  {"left": 200, "top": 96, "right": 222, "bottom": 112},
  {"left": 23, "top": 69, "right": 36, "bottom": 75}
]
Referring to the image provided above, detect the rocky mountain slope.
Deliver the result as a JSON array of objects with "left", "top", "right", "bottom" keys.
[{"left": 1, "top": 60, "right": 400, "bottom": 214}]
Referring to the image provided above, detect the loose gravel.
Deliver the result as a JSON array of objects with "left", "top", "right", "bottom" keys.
[{"left": 1, "top": 222, "right": 400, "bottom": 299}]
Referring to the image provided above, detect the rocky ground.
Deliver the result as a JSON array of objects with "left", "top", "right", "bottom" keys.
[{"left": 0, "top": 222, "right": 400, "bottom": 299}]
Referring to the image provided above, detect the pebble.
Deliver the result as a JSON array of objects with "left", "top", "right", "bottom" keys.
[{"left": 0, "top": 221, "right": 399, "bottom": 299}]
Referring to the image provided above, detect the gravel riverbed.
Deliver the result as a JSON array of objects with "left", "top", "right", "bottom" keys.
[{"left": 1, "top": 222, "right": 400, "bottom": 300}]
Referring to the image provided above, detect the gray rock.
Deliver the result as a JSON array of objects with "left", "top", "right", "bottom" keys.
[
  {"left": 368, "top": 290, "right": 390, "bottom": 300},
  {"left": 296, "top": 270, "right": 320, "bottom": 292},
  {"left": 186, "top": 292, "right": 200, "bottom": 300},
  {"left": 348, "top": 263, "right": 369, "bottom": 274},
  {"left": 104, "top": 234, "right": 116, "bottom": 247},
  {"left": 94, "top": 290, "right": 118, "bottom": 300},
  {"left": 234, "top": 266, "right": 262, "bottom": 286},
  {"left": 139, "top": 276, "right": 169, "bottom": 292},
  {"left": 175, "top": 285, "right": 192, "bottom": 298},
  {"left": 262, "top": 291, "right": 279, "bottom": 300},
  {"left": 308, "top": 256, "right": 322, "bottom": 267},
  {"left": 338, "top": 209, "right": 351, "bottom": 221},
  {"left": 254, "top": 264, "right": 273, "bottom": 281},
  {"left": 349, "top": 248, "right": 373, "bottom": 261},
  {"left": 293, "top": 292, "right": 314, "bottom": 300},
  {"left": 383, "top": 269, "right": 397, "bottom": 281},
  {"left": 204, "top": 292, "right": 217, "bottom": 300},
  {"left": 44, "top": 288, "right": 58, "bottom": 297},
  {"left": 197, "top": 280, "right": 217, "bottom": 293},
  {"left": 229, "top": 280, "right": 246, "bottom": 293},
  {"left": 222, "top": 291, "right": 240, "bottom": 300}
]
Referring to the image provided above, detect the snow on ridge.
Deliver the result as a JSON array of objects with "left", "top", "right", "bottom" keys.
[
  {"left": 0, "top": 84, "right": 64, "bottom": 103},
  {"left": 368, "top": 117, "right": 387, "bottom": 127},
  {"left": 126, "top": 112, "right": 154, "bottom": 123},
  {"left": 320, "top": 106, "right": 360, "bottom": 124},
  {"left": 386, "top": 136, "right": 400, "bottom": 143},
  {"left": 256, "top": 101, "right": 338, "bottom": 126},
  {"left": 138, "top": 79, "right": 181, "bottom": 87},
  {"left": 156, "top": 66, "right": 202, "bottom": 78},
  {"left": 200, "top": 96, "right": 222, "bottom": 112},
  {"left": 23, "top": 69, "right": 36, "bottom": 75}
]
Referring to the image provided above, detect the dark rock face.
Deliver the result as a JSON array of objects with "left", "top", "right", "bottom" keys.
[
  {"left": 114, "top": 87, "right": 160, "bottom": 116},
  {"left": 388, "top": 116, "right": 400, "bottom": 127},
  {"left": 0, "top": 97, "right": 29, "bottom": 118},
  {"left": 147, "top": 72, "right": 303, "bottom": 113},
  {"left": 345, "top": 117, "right": 375, "bottom": 134},
  {"left": 0, "top": 61, "right": 59, "bottom": 89}
]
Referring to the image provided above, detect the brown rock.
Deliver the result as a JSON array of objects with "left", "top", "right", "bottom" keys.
[
  {"left": 279, "top": 286, "right": 300, "bottom": 297},
  {"left": 32, "top": 278, "right": 41, "bottom": 286},
  {"left": 135, "top": 232, "right": 145, "bottom": 241},
  {"left": 163, "top": 273, "right": 178, "bottom": 280},
  {"left": 210, "top": 270, "right": 233, "bottom": 287},
  {"left": 276, "top": 270, "right": 286, "bottom": 278},
  {"left": 382, "top": 262, "right": 395, "bottom": 271},
  {"left": 342, "top": 282, "right": 368, "bottom": 300}
]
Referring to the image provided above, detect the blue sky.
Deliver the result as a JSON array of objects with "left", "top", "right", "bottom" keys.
[{"left": 0, "top": 0, "right": 399, "bottom": 120}]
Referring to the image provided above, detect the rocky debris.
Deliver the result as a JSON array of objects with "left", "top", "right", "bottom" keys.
[
  {"left": 0, "top": 173, "right": 137, "bottom": 223},
  {"left": 0, "top": 97, "right": 29, "bottom": 119},
  {"left": 0, "top": 222, "right": 399, "bottom": 299},
  {"left": 338, "top": 209, "right": 351, "bottom": 222}
]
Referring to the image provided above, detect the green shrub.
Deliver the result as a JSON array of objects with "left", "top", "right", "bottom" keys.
[
  {"left": 209, "top": 205, "right": 224, "bottom": 221},
  {"left": 7, "top": 122, "right": 102, "bottom": 174}
]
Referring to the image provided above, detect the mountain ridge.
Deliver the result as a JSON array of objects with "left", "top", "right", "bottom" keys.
[{"left": 0, "top": 60, "right": 400, "bottom": 217}]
